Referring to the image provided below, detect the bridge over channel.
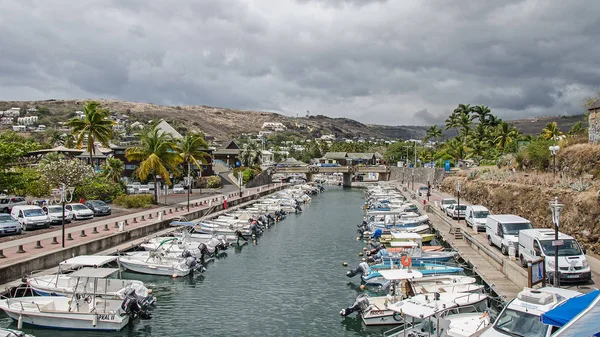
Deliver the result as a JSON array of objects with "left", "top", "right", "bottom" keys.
[{"left": 274, "top": 165, "right": 391, "bottom": 186}]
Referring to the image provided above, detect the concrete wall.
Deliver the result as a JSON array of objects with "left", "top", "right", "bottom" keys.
[
  {"left": 0, "top": 184, "right": 286, "bottom": 285},
  {"left": 246, "top": 168, "right": 273, "bottom": 188},
  {"left": 389, "top": 167, "right": 445, "bottom": 186}
]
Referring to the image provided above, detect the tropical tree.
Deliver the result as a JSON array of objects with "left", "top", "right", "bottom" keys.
[
  {"left": 494, "top": 122, "right": 520, "bottom": 153},
  {"left": 444, "top": 111, "right": 460, "bottom": 134},
  {"left": 445, "top": 138, "right": 468, "bottom": 162},
  {"left": 458, "top": 111, "right": 472, "bottom": 139},
  {"left": 66, "top": 101, "right": 115, "bottom": 166},
  {"left": 541, "top": 121, "right": 563, "bottom": 141},
  {"left": 423, "top": 125, "right": 443, "bottom": 143},
  {"left": 126, "top": 125, "right": 182, "bottom": 204},
  {"left": 567, "top": 122, "right": 585, "bottom": 136},
  {"left": 240, "top": 141, "right": 262, "bottom": 167},
  {"left": 178, "top": 132, "right": 210, "bottom": 210},
  {"left": 101, "top": 157, "right": 125, "bottom": 183},
  {"left": 487, "top": 115, "right": 502, "bottom": 128},
  {"left": 470, "top": 105, "right": 491, "bottom": 124}
]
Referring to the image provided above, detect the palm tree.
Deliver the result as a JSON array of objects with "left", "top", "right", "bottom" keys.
[
  {"left": 178, "top": 132, "right": 210, "bottom": 211},
  {"left": 126, "top": 125, "right": 182, "bottom": 204},
  {"left": 444, "top": 112, "right": 460, "bottom": 132},
  {"left": 470, "top": 105, "right": 491, "bottom": 123},
  {"left": 240, "top": 141, "right": 262, "bottom": 167},
  {"left": 102, "top": 158, "right": 124, "bottom": 183},
  {"left": 445, "top": 138, "right": 468, "bottom": 162},
  {"left": 423, "top": 125, "right": 443, "bottom": 143},
  {"left": 66, "top": 101, "right": 115, "bottom": 167},
  {"left": 494, "top": 122, "right": 520, "bottom": 153},
  {"left": 458, "top": 112, "right": 472, "bottom": 140},
  {"left": 487, "top": 115, "right": 502, "bottom": 128},
  {"left": 541, "top": 121, "right": 563, "bottom": 141},
  {"left": 453, "top": 104, "right": 471, "bottom": 118}
]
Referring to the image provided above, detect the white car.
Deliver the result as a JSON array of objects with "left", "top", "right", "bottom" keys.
[
  {"left": 65, "top": 203, "right": 94, "bottom": 220},
  {"left": 42, "top": 205, "right": 73, "bottom": 225},
  {"left": 138, "top": 185, "right": 150, "bottom": 194},
  {"left": 439, "top": 198, "right": 457, "bottom": 212},
  {"left": 173, "top": 184, "right": 185, "bottom": 194}
]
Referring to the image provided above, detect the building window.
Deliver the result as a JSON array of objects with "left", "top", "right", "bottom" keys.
[{"left": 125, "top": 165, "right": 136, "bottom": 170}]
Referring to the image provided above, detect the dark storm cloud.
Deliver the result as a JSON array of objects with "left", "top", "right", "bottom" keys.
[{"left": 1, "top": 0, "right": 599, "bottom": 125}]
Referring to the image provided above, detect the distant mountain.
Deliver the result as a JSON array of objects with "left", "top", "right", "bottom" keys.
[{"left": 0, "top": 99, "right": 586, "bottom": 140}]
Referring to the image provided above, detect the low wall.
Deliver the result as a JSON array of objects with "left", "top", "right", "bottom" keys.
[
  {"left": 0, "top": 184, "right": 286, "bottom": 285},
  {"left": 246, "top": 168, "right": 273, "bottom": 188},
  {"left": 389, "top": 167, "right": 445, "bottom": 187}
]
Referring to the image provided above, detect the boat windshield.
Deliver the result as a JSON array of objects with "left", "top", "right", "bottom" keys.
[
  {"left": 493, "top": 308, "right": 547, "bottom": 337},
  {"left": 473, "top": 211, "right": 489, "bottom": 218},
  {"left": 501, "top": 222, "right": 532, "bottom": 236},
  {"left": 540, "top": 239, "right": 583, "bottom": 256}
]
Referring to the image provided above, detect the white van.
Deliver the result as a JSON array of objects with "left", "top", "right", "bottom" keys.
[
  {"left": 465, "top": 205, "right": 490, "bottom": 232},
  {"left": 481, "top": 287, "right": 581, "bottom": 337},
  {"left": 11, "top": 205, "right": 50, "bottom": 231},
  {"left": 518, "top": 228, "right": 591, "bottom": 284},
  {"left": 486, "top": 214, "right": 533, "bottom": 256}
]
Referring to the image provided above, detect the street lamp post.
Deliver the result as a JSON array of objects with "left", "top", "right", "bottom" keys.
[
  {"left": 53, "top": 184, "right": 74, "bottom": 248},
  {"left": 549, "top": 197, "right": 564, "bottom": 287},
  {"left": 187, "top": 163, "right": 191, "bottom": 212},
  {"left": 411, "top": 169, "right": 415, "bottom": 191},
  {"left": 549, "top": 145, "right": 560, "bottom": 178},
  {"left": 238, "top": 174, "right": 243, "bottom": 198},
  {"left": 456, "top": 181, "right": 461, "bottom": 223}
]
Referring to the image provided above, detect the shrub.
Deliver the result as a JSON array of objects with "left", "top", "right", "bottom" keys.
[
  {"left": 75, "top": 175, "right": 125, "bottom": 202},
  {"left": 206, "top": 176, "right": 222, "bottom": 188},
  {"left": 113, "top": 195, "right": 153, "bottom": 209}
]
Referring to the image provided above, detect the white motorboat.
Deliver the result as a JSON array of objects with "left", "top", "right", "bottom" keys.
[
  {"left": 27, "top": 256, "right": 153, "bottom": 302},
  {"left": 118, "top": 250, "right": 201, "bottom": 277},
  {"left": 384, "top": 305, "right": 491, "bottom": 336},
  {"left": 0, "top": 328, "right": 34, "bottom": 337},
  {"left": 0, "top": 268, "right": 149, "bottom": 331},
  {"left": 341, "top": 270, "right": 488, "bottom": 326}
]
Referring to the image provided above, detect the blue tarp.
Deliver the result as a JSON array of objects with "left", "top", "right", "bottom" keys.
[
  {"left": 541, "top": 289, "right": 600, "bottom": 327},
  {"left": 553, "top": 291, "right": 600, "bottom": 337}
]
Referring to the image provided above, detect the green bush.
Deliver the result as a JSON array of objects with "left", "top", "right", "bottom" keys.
[
  {"left": 75, "top": 175, "right": 125, "bottom": 202},
  {"left": 206, "top": 176, "right": 222, "bottom": 188},
  {"left": 113, "top": 195, "right": 153, "bottom": 208},
  {"left": 515, "top": 139, "right": 552, "bottom": 171}
]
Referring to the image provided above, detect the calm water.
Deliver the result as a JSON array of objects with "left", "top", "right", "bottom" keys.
[{"left": 1, "top": 187, "right": 394, "bottom": 336}]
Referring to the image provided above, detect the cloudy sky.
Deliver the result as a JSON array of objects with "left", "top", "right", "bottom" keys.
[{"left": 1, "top": 0, "right": 599, "bottom": 125}]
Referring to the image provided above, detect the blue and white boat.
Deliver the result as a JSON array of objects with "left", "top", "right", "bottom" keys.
[{"left": 346, "top": 262, "right": 463, "bottom": 286}]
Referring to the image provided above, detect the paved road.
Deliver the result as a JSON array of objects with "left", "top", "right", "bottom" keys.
[{"left": 401, "top": 180, "right": 600, "bottom": 291}]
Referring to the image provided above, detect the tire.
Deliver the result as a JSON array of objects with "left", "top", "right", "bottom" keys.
[
  {"left": 20, "top": 223, "right": 26, "bottom": 232},
  {"left": 501, "top": 245, "right": 508, "bottom": 255},
  {"left": 520, "top": 255, "right": 527, "bottom": 268},
  {"left": 487, "top": 236, "right": 492, "bottom": 246}
]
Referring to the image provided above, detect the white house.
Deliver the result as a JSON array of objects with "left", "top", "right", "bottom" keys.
[
  {"left": 75, "top": 110, "right": 86, "bottom": 120},
  {"left": 27, "top": 108, "right": 37, "bottom": 113},
  {"left": 262, "top": 122, "right": 287, "bottom": 131},
  {"left": 17, "top": 116, "right": 38, "bottom": 125},
  {"left": 261, "top": 150, "right": 274, "bottom": 165},
  {"left": 12, "top": 125, "right": 26, "bottom": 132},
  {"left": 320, "top": 134, "right": 335, "bottom": 140},
  {"left": 0, "top": 117, "right": 14, "bottom": 125},
  {"left": 3, "top": 108, "right": 21, "bottom": 118},
  {"left": 258, "top": 130, "right": 273, "bottom": 138},
  {"left": 155, "top": 119, "right": 183, "bottom": 139}
]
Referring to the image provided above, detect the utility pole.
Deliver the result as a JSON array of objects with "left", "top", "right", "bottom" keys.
[
  {"left": 456, "top": 181, "right": 461, "bottom": 223},
  {"left": 414, "top": 141, "right": 417, "bottom": 168}
]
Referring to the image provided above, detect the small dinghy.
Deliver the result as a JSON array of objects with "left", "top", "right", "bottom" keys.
[{"left": 119, "top": 247, "right": 204, "bottom": 277}]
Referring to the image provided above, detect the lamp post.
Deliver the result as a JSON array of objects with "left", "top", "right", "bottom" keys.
[
  {"left": 549, "top": 197, "right": 564, "bottom": 287},
  {"left": 549, "top": 145, "right": 560, "bottom": 177},
  {"left": 456, "top": 181, "right": 461, "bottom": 223},
  {"left": 403, "top": 145, "right": 412, "bottom": 167},
  {"left": 53, "top": 184, "right": 74, "bottom": 248},
  {"left": 411, "top": 169, "right": 415, "bottom": 191},
  {"left": 187, "top": 163, "right": 191, "bottom": 212},
  {"left": 238, "top": 173, "right": 243, "bottom": 198}
]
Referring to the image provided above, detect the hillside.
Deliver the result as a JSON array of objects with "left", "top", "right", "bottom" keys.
[
  {"left": 0, "top": 99, "right": 427, "bottom": 140},
  {"left": 0, "top": 99, "right": 587, "bottom": 140}
]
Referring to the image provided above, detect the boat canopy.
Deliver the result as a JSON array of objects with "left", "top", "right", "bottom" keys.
[
  {"left": 379, "top": 269, "right": 423, "bottom": 280},
  {"left": 70, "top": 267, "right": 120, "bottom": 279},
  {"left": 390, "top": 232, "right": 422, "bottom": 240},
  {"left": 389, "top": 241, "right": 418, "bottom": 248},
  {"left": 59, "top": 255, "right": 117, "bottom": 268},
  {"left": 541, "top": 289, "right": 600, "bottom": 335},
  {"left": 389, "top": 297, "right": 458, "bottom": 317}
]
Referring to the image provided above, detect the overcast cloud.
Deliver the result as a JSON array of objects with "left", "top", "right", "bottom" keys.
[{"left": 1, "top": 0, "right": 599, "bottom": 125}]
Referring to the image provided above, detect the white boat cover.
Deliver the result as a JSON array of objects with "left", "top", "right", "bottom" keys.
[
  {"left": 69, "top": 267, "right": 120, "bottom": 278},
  {"left": 379, "top": 269, "right": 423, "bottom": 280},
  {"left": 59, "top": 255, "right": 117, "bottom": 268}
]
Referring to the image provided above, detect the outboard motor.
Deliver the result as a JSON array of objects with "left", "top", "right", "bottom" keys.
[
  {"left": 235, "top": 229, "right": 249, "bottom": 242},
  {"left": 340, "top": 294, "right": 370, "bottom": 316},
  {"left": 295, "top": 203, "right": 303, "bottom": 213},
  {"left": 346, "top": 262, "right": 369, "bottom": 278},
  {"left": 121, "top": 288, "right": 151, "bottom": 319},
  {"left": 181, "top": 250, "right": 193, "bottom": 259}
]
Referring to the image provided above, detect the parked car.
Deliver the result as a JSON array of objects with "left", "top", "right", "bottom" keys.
[
  {"left": 84, "top": 200, "right": 112, "bottom": 216},
  {"left": 0, "top": 213, "right": 21, "bottom": 235},
  {"left": 439, "top": 198, "right": 457, "bottom": 212},
  {"left": 465, "top": 205, "right": 490, "bottom": 231},
  {"left": 417, "top": 186, "right": 429, "bottom": 197},
  {"left": 138, "top": 185, "right": 150, "bottom": 194},
  {"left": 0, "top": 197, "right": 27, "bottom": 213},
  {"left": 486, "top": 214, "right": 533, "bottom": 256},
  {"left": 446, "top": 204, "right": 467, "bottom": 219},
  {"left": 130, "top": 182, "right": 141, "bottom": 194},
  {"left": 65, "top": 203, "right": 94, "bottom": 220},
  {"left": 11, "top": 205, "right": 50, "bottom": 231},
  {"left": 173, "top": 184, "right": 185, "bottom": 194},
  {"left": 42, "top": 205, "right": 73, "bottom": 224},
  {"left": 518, "top": 229, "right": 591, "bottom": 283}
]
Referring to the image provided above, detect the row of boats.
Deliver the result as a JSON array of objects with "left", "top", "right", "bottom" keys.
[
  {"left": 340, "top": 184, "right": 494, "bottom": 336},
  {"left": 0, "top": 184, "right": 325, "bottom": 334},
  {"left": 340, "top": 183, "right": 600, "bottom": 337}
]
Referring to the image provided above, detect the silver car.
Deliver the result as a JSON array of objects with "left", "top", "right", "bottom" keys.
[{"left": 0, "top": 213, "right": 21, "bottom": 235}]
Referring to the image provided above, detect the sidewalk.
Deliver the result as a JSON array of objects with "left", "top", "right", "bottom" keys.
[{"left": 0, "top": 184, "right": 282, "bottom": 264}]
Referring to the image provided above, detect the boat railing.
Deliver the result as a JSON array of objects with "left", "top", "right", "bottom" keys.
[
  {"left": 382, "top": 321, "right": 412, "bottom": 337},
  {"left": 450, "top": 291, "right": 485, "bottom": 304}
]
